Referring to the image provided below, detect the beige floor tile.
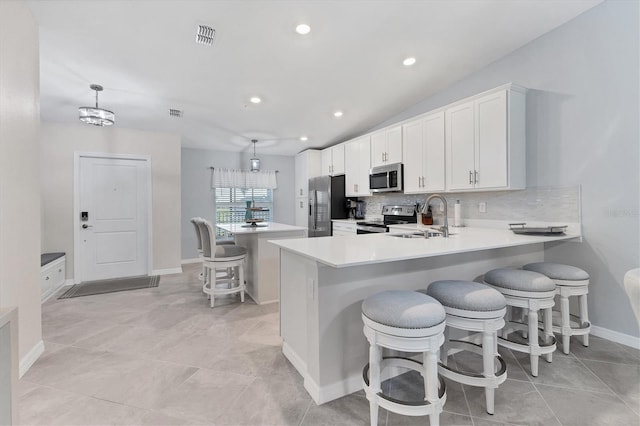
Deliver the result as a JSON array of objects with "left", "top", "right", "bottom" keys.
[
  {"left": 301, "top": 394, "right": 372, "bottom": 425},
  {"left": 21, "top": 346, "right": 109, "bottom": 386},
  {"left": 387, "top": 410, "right": 473, "bottom": 426},
  {"left": 154, "top": 368, "right": 254, "bottom": 424},
  {"left": 582, "top": 359, "right": 640, "bottom": 415},
  {"left": 570, "top": 335, "right": 640, "bottom": 365},
  {"left": 538, "top": 383, "right": 640, "bottom": 426}
]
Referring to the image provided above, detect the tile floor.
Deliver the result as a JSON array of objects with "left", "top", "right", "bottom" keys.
[{"left": 19, "top": 264, "right": 640, "bottom": 425}]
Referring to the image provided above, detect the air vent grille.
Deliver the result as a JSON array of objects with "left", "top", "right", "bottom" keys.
[
  {"left": 196, "top": 25, "right": 215, "bottom": 46},
  {"left": 169, "top": 109, "right": 183, "bottom": 118}
]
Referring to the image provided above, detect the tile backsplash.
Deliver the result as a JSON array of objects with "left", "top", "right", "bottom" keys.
[{"left": 362, "top": 186, "right": 580, "bottom": 223}]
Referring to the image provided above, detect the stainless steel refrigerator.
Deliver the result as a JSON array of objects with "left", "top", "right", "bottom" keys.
[{"left": 308, "top": 175, "right": 347, "bottom": 237}]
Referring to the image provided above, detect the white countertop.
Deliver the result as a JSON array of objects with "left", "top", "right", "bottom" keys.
[
  {"left": 269, "top": 226, "right": 580, "bottom": 268},
  {"left": 217, "top": 222, "right": 307, "bottom": 234},
  {"left": 331, "top": 219, "right": 362, "bottom": 224}
]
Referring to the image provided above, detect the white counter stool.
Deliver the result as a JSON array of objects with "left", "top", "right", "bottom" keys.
[
  {"left": 483, "top": 269, "right": 557, "bottom": 377},
  {"left": 190, "top": 217, "right": 234, "bottom": 283},
  {"left": 422, "top": 281, "right": 507, "bottom": 415},
  {"left": 523, "top": 262, "right": 591, "bottom": 354},
  {"left": 361, "top": 290, "right": 447, "bottom": 426},
  {"left": 197, "top": 219, "right": 247, "bottom": 308}
]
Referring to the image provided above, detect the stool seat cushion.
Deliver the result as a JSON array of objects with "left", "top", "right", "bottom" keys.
[
  {"left": 214, "top": 244, "right": 247, "bottom": 258},
  {"left": 362, "top": 290, "right": 445, "bottom": 329},
  {"left": 423, "top": 281, "right": 506, "bottom": 312},
  {"left": 484, "top": 269, "right": 555, "bottom": 292},
  {"left": 523, "top": 262, "right": 589, "bottom": 281}
]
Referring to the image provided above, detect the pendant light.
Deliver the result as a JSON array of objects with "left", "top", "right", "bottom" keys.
[
  {"left": 250, "top": 139, "right": 260, "bottom": 172},
  {"left": 79, "top": 84, "right": 115, "bottom": 126}
]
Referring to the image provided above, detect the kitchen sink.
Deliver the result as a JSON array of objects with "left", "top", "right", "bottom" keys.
[{"left": 388, "top": 229, "right": 457, "bottom": 238}]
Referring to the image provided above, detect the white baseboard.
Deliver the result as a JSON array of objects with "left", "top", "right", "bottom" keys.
[
  {"left": 181, "top": 258, "right": 202, "bottom": 265},
  {"left": 20, "top": 340, "right": 44, "bottom": 378},
  {"left": 591, "top": 325, "right": 640, "bottom": 349},
  {"left": 151, "top": 267, "right": 183, "bottom": 276},
  {"left": 64, "top": 278, "right": 74, "bottom": 286},
  {"left": 282, "top": 342, "right": 307, "bottom": 377}
]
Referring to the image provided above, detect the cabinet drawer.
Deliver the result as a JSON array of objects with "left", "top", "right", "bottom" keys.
[
  {"left": 41, "top": 257, "right": 66, "bottom": 301},
  {"left": 332, "top": 222, "right": 357, "bottom": 234}
]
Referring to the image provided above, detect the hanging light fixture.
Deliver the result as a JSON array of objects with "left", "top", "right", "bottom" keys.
[
  {"left": 78, "top": 84, "right": 115, "bottom": 126},
  {"left": 250, "top": 139, "right": 260, "bottom": 172}
]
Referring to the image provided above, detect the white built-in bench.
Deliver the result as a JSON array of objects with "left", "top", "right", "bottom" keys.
[{"left": 41, "top": 252, "right": 66, "bottom": 302}]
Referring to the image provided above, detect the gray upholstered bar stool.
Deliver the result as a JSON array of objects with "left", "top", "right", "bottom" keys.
[
  {"left": 423, "top": 281, "right": 507, "bottom": 415},
  {"left": 523, "top": 262, "right": 591, "bottom": 354},
  {"left": 483, "top": 269, "right": 557, "bottom": 377},
  {"left": 190, "top": 217, "right": 234, "bottom": 283},
  {"left": 362, "top": 290, "right": 447, "bottom": 426}
]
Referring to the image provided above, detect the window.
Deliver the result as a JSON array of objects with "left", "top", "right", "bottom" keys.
[{"left": 215, "top": 188, "right": 274, "bottom": 237}]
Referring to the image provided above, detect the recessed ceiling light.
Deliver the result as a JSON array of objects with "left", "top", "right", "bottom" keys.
[
  {"left": 300, "top": 136, "right": 308, "bottom": 142},
  {"left": 403, "top": 57, "right": 416, "bottom": 66},
  {"left": 333, "top": 111, "right": 343, "bottom": 118},
  {"left": 296, "top": 24, "right": 311, "bottom": 35},
  {"left": 250, "top": 97, "right": 261, "bottom": 104}
]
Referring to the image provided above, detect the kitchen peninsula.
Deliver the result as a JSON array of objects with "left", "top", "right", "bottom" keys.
[
  {"left": 217, "top": 222, "right": 306, "bottom": 304},
  {"left": 270, "top": 227, "right": 580, "bottom": 405}
]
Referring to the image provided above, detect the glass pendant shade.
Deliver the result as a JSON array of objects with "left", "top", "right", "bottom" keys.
[
  {"left": 79, "top": 84, "right": 115, "bottom": 126},
  {"left": 249, "top": 139, "right": 260, "bottom": 172}
]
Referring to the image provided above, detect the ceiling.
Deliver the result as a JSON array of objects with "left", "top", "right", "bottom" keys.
[{"left": 28, "top": 0, "right": 601, "bottom": 156}]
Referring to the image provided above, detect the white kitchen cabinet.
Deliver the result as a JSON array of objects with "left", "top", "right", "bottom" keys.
[
  {"left": 332, "top": 221, "right": 358, "bottom": 236},
  {"left": 321, "top": 144, "right": 345, "bottom": 176},
  {"left": 295, "top": 150, "right": 321, "bottom": 198},
  {"left": 446, "top": 86, "right": 525, "bottom": 191},
  {"left": 295, "top": 198, "right": 309, "bottom": 228},
  {"left": 345, "top": 136, "right": 371, "bottom": 197},
  {"left": 402, "top": 112, "right": 445, "bottom": 194},
  {"left": 41, "top": 255, "right": 66, "bottom": 302},
  {"left": 370, "top": 125, "right": 402, "bottom": 168}
]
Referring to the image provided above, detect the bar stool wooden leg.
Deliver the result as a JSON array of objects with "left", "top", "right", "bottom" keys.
[
  {"left": 560, "top": 294, "right": 571, "bottom": 354},
  {"left": 239, "top": 263, "right": 245, "bottom": 303},
  {"left": 544, "top": 307, "right": 553, "bottom": 363},
  {"left": 424, "top": 350, "right": 440, "bottom": 426},
  {"left": 369, "top": 343, "right": 382, "bottom": 426},
  {"left": 580, "top": 294, "right": 589, "bottom": 347},
  {"left": 483, "top": 331, "right": 496, "bottom": 414},
  {"left": 440, "top": 326, "right": 450, "bottom": 366},
  {"left": 528, "top": 307, "right": 540, "bottom": 377}
]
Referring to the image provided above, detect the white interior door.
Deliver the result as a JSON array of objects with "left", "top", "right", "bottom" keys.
[{"left": 76, "top": 155, "right": 150, "bottom": 282}]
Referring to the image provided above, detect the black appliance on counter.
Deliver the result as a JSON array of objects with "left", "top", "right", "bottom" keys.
[
  {"left": 346, "top": 199, "right": 365, "bottom": 220},
  {"left": 356, "top": 205, "right": 417, "bottom": 234}
]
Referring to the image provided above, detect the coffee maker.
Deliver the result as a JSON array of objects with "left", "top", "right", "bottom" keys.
[{"left": 346, "top": 199, "right": 366, "bottom": 220}]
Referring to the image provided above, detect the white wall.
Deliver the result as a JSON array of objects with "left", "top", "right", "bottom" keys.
[
  {"left": 181, "top": 147, "right": 295, "bottom": 260},
  {"left": 41, "top": 123, "right": 182, "bottom": 278},
  {"left": 370, "top": 1, "right": 640, "bottom": 337},
  {"left": 0, "top": 0, "right": 43, "bottom": 363}
]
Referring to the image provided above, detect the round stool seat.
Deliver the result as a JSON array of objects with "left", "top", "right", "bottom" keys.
[
  {"left": 423, "top": 281, "right": 506, "bottom": 318},
  {"left": 523, "top": 262, "right": 589, "bottom": 284},
  {"left": 362, "top": 290, "right": 445, "bottom": 330},
  {"left": 484, "top": 269, "right": 555, "bottom": 297},
  {"left": 214, "top": 244, "right": 247, "bottom": 259}
]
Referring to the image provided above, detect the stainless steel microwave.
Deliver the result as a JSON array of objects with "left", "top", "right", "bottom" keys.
[{"left": 369, "top": 163, "right": 403, "bottom": 193}]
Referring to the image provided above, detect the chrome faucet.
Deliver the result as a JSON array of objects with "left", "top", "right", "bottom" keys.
[{"left": 422, "top": 194, "right": 449, "bottom": 237}]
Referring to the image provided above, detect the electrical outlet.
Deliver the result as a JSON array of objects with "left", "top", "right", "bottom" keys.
[{"left": 479, "top": 202, "right": 487, "bottom": 213}]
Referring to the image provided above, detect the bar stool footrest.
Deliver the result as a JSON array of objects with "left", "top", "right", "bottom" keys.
[
  {"left": 363, "top": 356, "right": 446, "bottom": 417},
  {"left": 439, "top": 340, "right": 507, "bottom": 388}
]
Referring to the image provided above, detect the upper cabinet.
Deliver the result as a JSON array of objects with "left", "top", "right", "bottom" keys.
[
  {"left": 321, "top": 144, "right": 345, "bottom": 176},
  {"left": 370, "top": 125, "right": 402, "bottom": 168},
  {"left": 402, "top": 112, "right": 445, "bottom": 194},
  {"left": 345, "top": 136, "right": 371, "bottom": 197},
  {"left": 295, "top": 150, "right": 322, "bottom": 198},
  {"left": 446, "top": 86, "right": 526, "bottom": 191}
]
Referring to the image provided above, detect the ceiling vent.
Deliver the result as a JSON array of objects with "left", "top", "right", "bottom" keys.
[
  {"left": 196, "top": 25, "right": 215, "bottom": 46},
  {"left": 169, "top": 109, "right": 183, "bottom": 118}
]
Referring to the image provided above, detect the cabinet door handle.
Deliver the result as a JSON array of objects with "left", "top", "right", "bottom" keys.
[
  {"left": 418, "top": 177, "right": 421, "bottom": 187},
  {"left": 300, "top": 201, "right": 303, "bottom": 208},
  {"left": 381, "top": 152, "right": 384, "bottom": 162},
  {"left": 45, "top": 276, "right": 50, "bottom": 280},
  {"left": 299, "top": 188, "right": 303, "bottom": 196},
  {"left": 469, "top": 171, "right": 473, "bottom": 184},
  {"left": 474, "top": 170, "right": 479, "bottom": 184}
]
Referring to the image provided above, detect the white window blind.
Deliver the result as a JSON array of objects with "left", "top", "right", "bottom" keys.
[{"left": 215, "top": 188, "right": 274, "bottom": 236}]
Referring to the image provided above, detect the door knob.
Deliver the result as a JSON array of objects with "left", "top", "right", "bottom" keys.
[{"left": 82, "top": 224, "right": 93, "bottom": 229}]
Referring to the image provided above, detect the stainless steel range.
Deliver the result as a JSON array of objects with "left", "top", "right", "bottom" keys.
[{"left": 356, "top": 205, "right": 417, "bottom": 234}]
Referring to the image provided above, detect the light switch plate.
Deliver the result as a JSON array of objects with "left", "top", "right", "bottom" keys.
[{"left": 479, "top": 202, "right": 487, "bottom": 213}]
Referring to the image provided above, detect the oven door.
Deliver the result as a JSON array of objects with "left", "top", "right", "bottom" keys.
[{"left": 356, "top": 224, "right": 388, "bottom": 234}]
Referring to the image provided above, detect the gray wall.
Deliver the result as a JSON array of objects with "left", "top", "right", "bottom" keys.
[
  {"left": 370, "top": 1, "right": 640, "bottom": 337},
  {"left": 181, "top": 147, "right": 295, "bottom": 260}
]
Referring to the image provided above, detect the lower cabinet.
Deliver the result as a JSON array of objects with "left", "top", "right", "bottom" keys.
[
  {"left": 41, "top": 255, "right": 66, "bottom": 302},
  {"left": 295, "top": 197, "right": 309, "bottom": 228}
]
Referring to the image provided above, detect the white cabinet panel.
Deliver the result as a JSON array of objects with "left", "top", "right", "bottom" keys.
[
  {"left": 345, "top": 136, "right": 370, "bottom": 197},
  {"left": 295, "top": 197, "right": 309, "bottom": 228},
  {"left": 295, "top": 150, "right": 321, "bottom": 198},
  {"left": 402, "top": 112, "right": 445, "bottom": 194},
  {"left": 321, "top": 145, "right": 345, "bottom": 176},
  {"left": 371, "top": 125, "right": 402, "bottom": 168},
  {"left": 445, "top": 87, "right": 525, "bottom": 192}
]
